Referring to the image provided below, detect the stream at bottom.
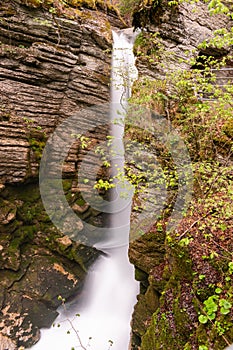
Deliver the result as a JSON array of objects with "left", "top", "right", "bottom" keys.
[{"left": 29, "top": 245, "right": 139, "bottom": 350}]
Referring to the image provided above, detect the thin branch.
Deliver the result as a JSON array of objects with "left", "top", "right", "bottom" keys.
[
  {"left": 178, "top": 211, "right": 211, "bottom": 240},
  {"left": 60, "top": 297, "right": 88, "bottom": 350}
]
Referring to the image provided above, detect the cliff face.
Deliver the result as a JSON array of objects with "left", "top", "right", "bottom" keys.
[
  {"left": 0, "top": 0, "right": 122, "bottom": 184},
  {"left": 133, "top": 0, "right": 232, "bottom": 78},
  {"left": 0, "top": 1, "right": 123, "bottom": 348},
  {"left": 129, "top": 1, "right": 233, "bottom": 350}
]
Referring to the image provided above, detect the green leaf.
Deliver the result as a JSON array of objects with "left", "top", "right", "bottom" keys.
[
  {"left": 199, "top": 346, "right": 208, "bottom": 350},
  {"left": 215, "top": 287, "right": 222, "bottom": 294},
  {"left": 220, "top": 307, "right": 230, "bottom": 315},
  {"left": 228, "top": 262, "right": 233, "bottom": 274},
  {"left": 208, "top": 312, "right": 216, "bottom": 320},
  {"left": 204, "top": 298, "right": 218, "bottom": 313},
  {"left": 219, "top": 299, "right": 232, "bottom": 309},
  {"left": 199, "top": 274, "right": 206, "bottom": 280},
  {"left": 198, "top": 315, "right": 208, "bottom": 324}
]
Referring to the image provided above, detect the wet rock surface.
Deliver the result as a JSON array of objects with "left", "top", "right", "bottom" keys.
[{"left": 0, "top": 182, "right": 101, "bottom": 348}]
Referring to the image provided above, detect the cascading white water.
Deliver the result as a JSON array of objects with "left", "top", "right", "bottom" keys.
[
  {"left": 29, "top": 29, "right": 139, "bottom": 350},
  {"left": 29, "top": 247, "right": 138, "bottom": 350}
]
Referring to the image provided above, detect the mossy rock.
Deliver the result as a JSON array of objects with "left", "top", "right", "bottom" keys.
[
  {"left": 141, "top": 310, "right": 182, "bottom": 350},
  {"left": 129, "top": 230, "right": 166, "bottom": 274},
  {"left": 8, "top": 183, "right": 41, "bottom": 203},
  {"left": 141, "top": 281, "right": 197, "bottom": 349},
  {"left": 0, "top": 198, "right": 17, "bottom": 225},
  {"left": 135, "top": 267, "right": 148, "bottom": 282},
  {"left": 132, "top": 294, "right": 154, "bottom": 338},
  {"left": 20, "top": 0, "right": 117, "bottom": 13},
  {"left": 166, "top": 238, "right": 194, "bottom": 281},
  {"left": 222, "top": 117, "right": 233, "bottom": 139}
]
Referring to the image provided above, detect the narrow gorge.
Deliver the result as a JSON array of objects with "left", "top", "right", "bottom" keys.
[{"left": 0, "top": 1, "right": 233, "bottom": 350}]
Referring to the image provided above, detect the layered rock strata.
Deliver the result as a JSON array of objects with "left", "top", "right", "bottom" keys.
[
  {"left": 133, "top": 0, "right": 232, "bottom": 78},
  {"left": 0, "top": 1, "right": 123, "bottom": 348}
]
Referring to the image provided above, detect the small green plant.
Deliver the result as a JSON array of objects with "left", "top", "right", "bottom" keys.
[
  {"left": 219, "top": 299, "right": 232, "bottom": 315},
  {"left": 199, "top": 295, "right": 219, "bottom": 322},
  {"left": 198, "top": 314, "right": 209, "bottom": 324},
  {"left": 228, "top": 262, "right": 233, "bottom": 274},
  {"left": 71, "top": 134, "right": 90, "bottom": 150},
  {"left": 198, "top": 290, "right": 233, "bottom": 342},
  {"left": 198, "top": 274, "right": 206, "bottom": 281},
  {"left": 179, "top": 237, "right": 193, "bottom": 247},
  {"left": 199, "top": 345, "right": 208, "bottom": 350},
  {"left": 94, "top": 179, "right": 115, "bottom": 191}
]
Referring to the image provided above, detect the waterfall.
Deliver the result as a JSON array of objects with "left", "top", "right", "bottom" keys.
[{"left": 29, "top": 29, "right": 139, "bottom": 350}]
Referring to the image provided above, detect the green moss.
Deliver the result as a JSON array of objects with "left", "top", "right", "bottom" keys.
[
  {"left": 17, "top": 203, "right": 37, "bottom": 224},
  {"left": 145, "top": 285, "right": 159, "bottom": 312},
  {"left": 3, "top": 183, "right": 52, "bottom": 241},
  {"left": 28, "top": 137, "right": 46, "bottom": 161},
  {"left": 10, "top": 183, "right": 40, "bottom": 203},
  {"left": 135, "top": 267, "right": 148, "bottom": 282},
  {"left": 141, "top": 282, "right": 193, "bottom": 349},
  {"left": 15, "top": 226, "right": 36, "bottom": 240},
  {"left": 141, "top": 310, "right": 179, "bottom": 350},
  {"left": 66, "top": 247, "right": 87, "bottom": 271},
  {"left": 75, "top": 196, "right": 86, "bottom": 206},
  {"left": 62, "top": 179, "right": 72, "bottom": 193},
  {"left": 166, "top": 236, "right": 194, "bottom": 280},
  {"left": 20, "top": 0, "right": 118, "bottom": 14},
  {"left": 222, "top": 117, "right": 233, "bottom": 138},
  {"left": 172, "top": 284, "right": 193, "bottom": 339}
]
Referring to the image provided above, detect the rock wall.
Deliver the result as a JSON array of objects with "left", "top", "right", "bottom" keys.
[
  {"left": 0, "top": 0, "right": 122, "bottom": 184},
  {"left": 129, "top": 1, "right": 233, "bottom": 349},
  {"left": 0, "top": 1, "right": 124, "bottom": 348},
  {"left": 133, "top": 0, "right": 232, "bottom": 78}
]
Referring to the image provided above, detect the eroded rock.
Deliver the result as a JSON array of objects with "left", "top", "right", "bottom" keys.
[
  {"left": 0, "top": 333, "right": 17, "bottom": 350},
  {"left": 0, "top": 1, "right": 121, "bottom": 345},
  {"left": 0, "top": 0, "right": 123, "bottom": 184}
]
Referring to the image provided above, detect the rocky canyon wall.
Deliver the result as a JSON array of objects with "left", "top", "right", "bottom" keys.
[
  {"left": 129, "top": 1, "right": 233, "bottom": 349},
  {"left": 0, "top": 1, "right": 123, "bottom": 348},
  {"left": 133, "top": 0, "right": 232, "bottom": 78}
]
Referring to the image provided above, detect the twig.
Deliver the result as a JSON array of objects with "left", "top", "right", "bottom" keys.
[
  {"left": 59, "top": 297, "right": 87, "bottom": 350},
  {"left": 178, "top": 211, "right": 211, "bottom": 240}
]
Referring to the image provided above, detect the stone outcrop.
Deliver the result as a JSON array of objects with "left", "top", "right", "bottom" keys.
[
  {"left": 133, "top": 0, "right": 232, "bottom": 78},
  {"left": 0, "top": 1, "right": 124, "bottom": 348},
  {"left": 0, "top": 182, "right": 102, "bottom": 349}
]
